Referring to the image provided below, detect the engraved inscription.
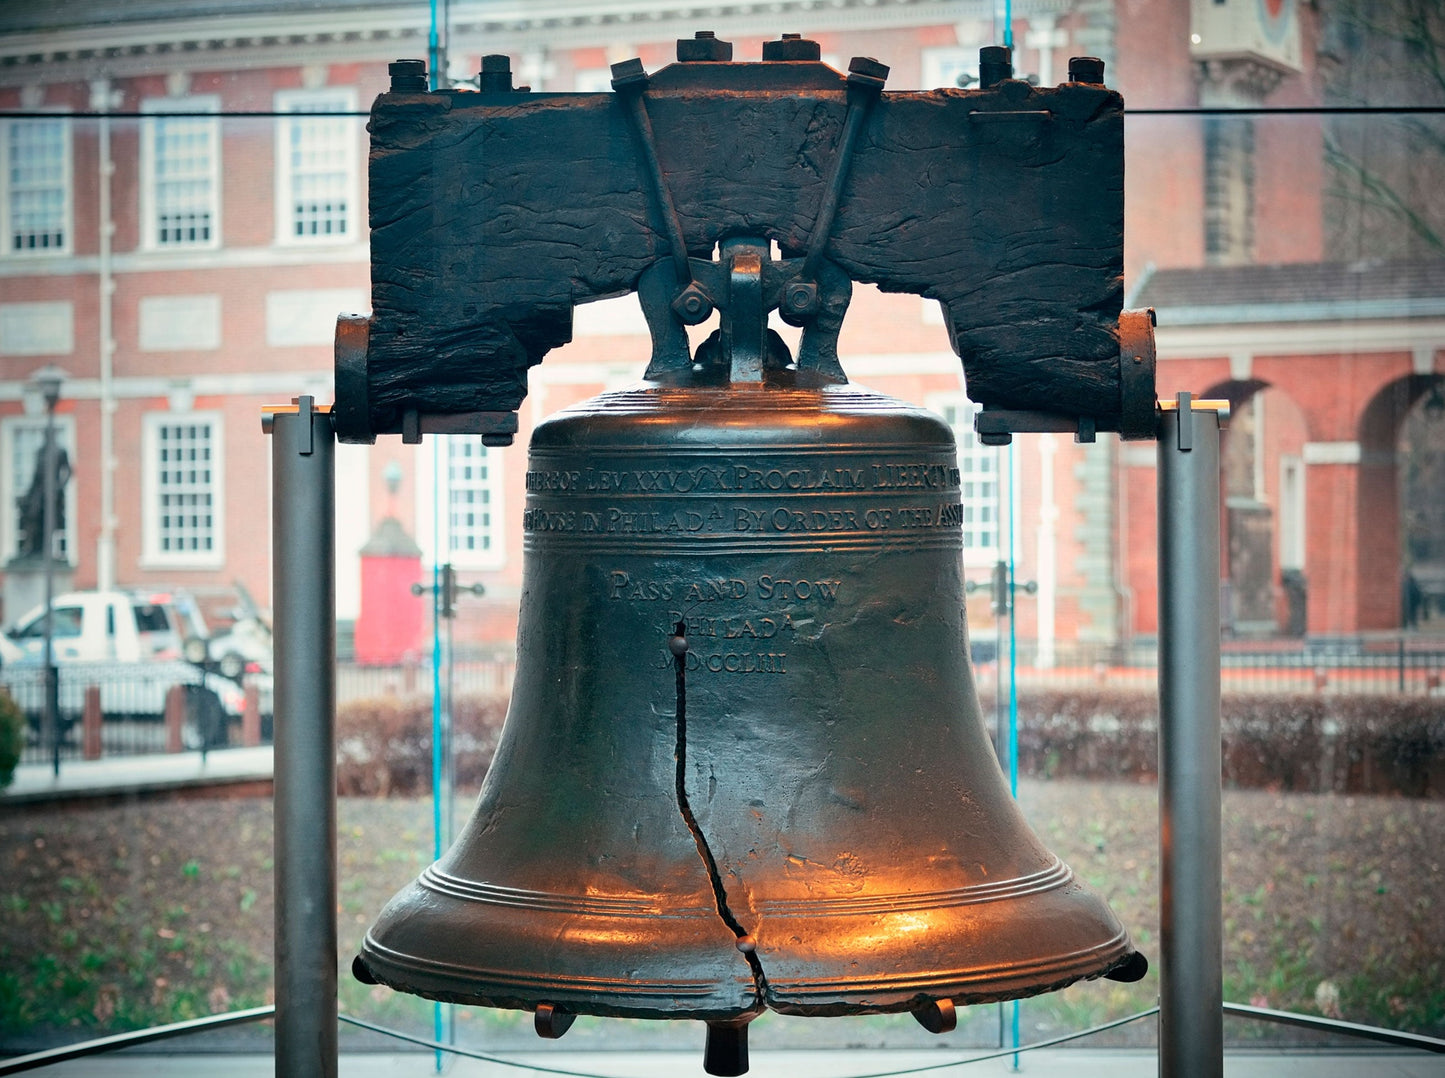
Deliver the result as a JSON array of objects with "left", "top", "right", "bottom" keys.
[
  {"left": 526, "top": 461, "right": 959, "bottom": 495},
  {"left": 656, "top": 650, "right": 789, "bottom": 674},
  {"left": 608, "top": 571, "right": 840, "bottom": 604},
  {"left": 679, "top": 613, "right": 796, "bottom": 639},
  {"left": 607, "top": 568, "right": 830, "bottom": 677},
  {"left": 524, "top": 500, "right": 964, "bottom": 534}
]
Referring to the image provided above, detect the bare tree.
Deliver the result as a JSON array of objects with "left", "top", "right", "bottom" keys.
[{"left": 1319, "top": 0, "right": 1445, "bottom": 258}]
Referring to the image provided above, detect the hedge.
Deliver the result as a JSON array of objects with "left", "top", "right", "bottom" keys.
[
  {"left": 992, "top": 689, "right": 1445, "bottom": 798},
  {"left": 335, "top": 694, "right": 507, "bottom": 797},
  {"left": 336, "top": 689, "right": 1445, "bottom": 799}
]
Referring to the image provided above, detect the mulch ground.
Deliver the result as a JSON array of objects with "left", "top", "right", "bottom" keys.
[{"left": 2, "top": 779, "right": 1440, "bottom": 1055}]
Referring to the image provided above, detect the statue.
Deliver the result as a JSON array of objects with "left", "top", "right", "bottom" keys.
[{"left": 16, "top": 445, "right": 69, "bottom": 560}]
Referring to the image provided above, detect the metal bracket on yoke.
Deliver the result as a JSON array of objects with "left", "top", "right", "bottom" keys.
[
  {"left": 974, "top": 409, "right": 1098, "bottom": 447},
  {"left": 399, "top": 409, "right": 520, "bottom": 446}
]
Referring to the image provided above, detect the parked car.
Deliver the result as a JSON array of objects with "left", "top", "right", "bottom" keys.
[
  {"left": 0, "top": 590, "right": 248, "bottom": 750},
  {"left": 0, "top": 590, "right": 192, "bottom": 665},
  {"left": 0, "top": 660, "right": 247, "bottom": 750},
  {"left": 186, "top": 583, "right": 273, "bottom": 679}
]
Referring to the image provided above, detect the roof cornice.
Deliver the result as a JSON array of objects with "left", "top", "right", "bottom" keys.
[{"left": 0, "top": 0, "right": 1075, "bottom": 88}]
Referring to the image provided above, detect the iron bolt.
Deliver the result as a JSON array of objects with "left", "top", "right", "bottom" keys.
[
  {"left": 388, "top": 59, "right": 428, "bottom": 93},
  {"left": 671, "top": 283, "right": 714, "bottom": 325},
  {"left": 678, "top": 30, "right": 733, "bottom": 63},
  {"left": 479, "top": 54, "right": 515, "bottom": 92},
  {"left": 846, "top": 55, "right": 890, "bottom": 90},
  {"left": 763, "top": 35, "right": 822, "bottom": 62},
  {"left": 785, "top": 281, "right": 820, "bottom": 316},
  {"left": 979, "top": 45, "right": 1013, "bottom": 88},
  {"left": 610, "top": 58, "right": 649, "bottom": 93},
  {"left": 1068, "top": 56, "right": 1106, "bottom": 85}
]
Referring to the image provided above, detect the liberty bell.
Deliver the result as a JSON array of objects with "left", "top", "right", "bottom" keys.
[{"left": 345, "top": 38, "right": 1154, "bottom": 1077}]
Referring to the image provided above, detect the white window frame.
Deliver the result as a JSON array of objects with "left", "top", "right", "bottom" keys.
[
  {"left": 141, "top": 95, "right": 221, "bottom": 252},
  {"left": 920, "top": 46, "right": 977, "bottom": 90},
  {"left": 273, "top": 87, "right": 359, "bottom": 246},
  {"left": 1279, "top": 454, "right": 1305, "bottom": 571},
  {"left": 415, "top": 435, "right": 506, "bottom": 572},
  {"left": 928, "top": 392, "right": 1001, "bottom": 567},
  {"left": 141, "top": 410, "right": 225, "bottom": 568},
  {"left": 573, "top": 68, "right": 613, "bottom": 92},
  {"left": 1, "top": 414, "right": 78, "bottom": 565},
  {"left": 0, "top": 112, "right": 73, "bottom": 258}
]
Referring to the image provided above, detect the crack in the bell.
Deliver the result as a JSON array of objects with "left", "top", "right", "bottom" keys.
[{"left": 670, "top": 622, "right": 771, "bottom": 1004}]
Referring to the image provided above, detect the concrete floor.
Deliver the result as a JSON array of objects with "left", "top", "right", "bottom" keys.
[{"left": 18, "top": 1048, "right": 1445, "bottom": 1077}]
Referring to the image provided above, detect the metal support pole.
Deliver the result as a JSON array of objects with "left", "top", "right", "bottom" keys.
[
  {"left": 41, "top": 406, "right": 59, "bottom": 778},
  {"left": 267, "top": 398, "right": 338, "bottom": 1078},
  {"left": 1157, "top": 393, "right": 1225, "bottom": 1078}
]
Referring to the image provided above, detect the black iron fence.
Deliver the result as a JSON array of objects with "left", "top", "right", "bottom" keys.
[
  {"left": 4, "top": 662, "right": 266, "bottom": 766},
  {"left": 969, "top": 637, "right": 1445, "bottom": 697},
  {"left": 8, "top": 642, "right": 1437, "bottom": 769},
  {"left": 336, "top": 657, "right": 516, "bottom": 705}
]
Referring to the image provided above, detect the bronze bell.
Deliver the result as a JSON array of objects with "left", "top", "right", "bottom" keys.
[{"left": 355, "top": 260, "right": 1146, "bottom": 1072}]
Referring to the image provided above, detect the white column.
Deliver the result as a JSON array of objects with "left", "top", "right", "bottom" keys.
[{"left": 91, "top": 79, "right": 118, "bottom": 590}]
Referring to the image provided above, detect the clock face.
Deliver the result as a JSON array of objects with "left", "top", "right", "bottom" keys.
[{"left": 1258, "top": 0, "right": 1295, "bottom": 44}]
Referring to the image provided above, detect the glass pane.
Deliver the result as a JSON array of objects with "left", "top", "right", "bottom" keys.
[{"left": 0, "top": 5, "right": 1440, "bottom": 1070}]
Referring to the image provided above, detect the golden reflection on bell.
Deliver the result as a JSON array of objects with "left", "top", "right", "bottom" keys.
[{"left": 354, "top": 370, "right": 1146, "bottom": 1076}]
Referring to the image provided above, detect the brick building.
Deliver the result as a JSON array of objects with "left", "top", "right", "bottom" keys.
[{"left": 0, "top": 0, "right": 1440, "bottom": 658}]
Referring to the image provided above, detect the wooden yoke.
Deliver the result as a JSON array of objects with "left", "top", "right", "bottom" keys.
[{"left": 334, "top": 38, "right": 1155, "bottom": 445}]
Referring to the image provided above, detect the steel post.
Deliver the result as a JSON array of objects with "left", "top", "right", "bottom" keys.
[
  {"left": 268, "top": 399, "right": 338, "bottom": 1078},
  {"left": 1157, "top": 394, "right": 1224, "bottom": 1078},
  {"left": 40, "top": 387, "right": 60, "bottom": 778}
]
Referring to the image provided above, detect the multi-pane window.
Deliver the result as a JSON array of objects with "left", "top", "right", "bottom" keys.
[
  {"left": 144, "top": 414, "right": 223, "bottom": 565},
  {"left": 143, "top": 98, "right": 219, "bottom": 249},
  {"left": 275, "top": 90, "right": 357, "bottom": 242},
  {"left": 447, "top": 438, "right": 498, "bottom": 557},
  {"left": 932, "top": 395, "right": 999, "bottom": 560},
  {"left": 3, "top": 418, "right": 76, "bottom": 562},
  {"left": 4, "top": 117, "right": 70, "bottom": 254}
]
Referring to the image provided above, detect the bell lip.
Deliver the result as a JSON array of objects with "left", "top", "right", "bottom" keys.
[
  {"left": 759, "top": 933, "right": 1142, "bottom": 1017},
  {"left": 352, "top": 937, "right": 1145, "bottom": 1022},
  {"left": 352, "top": 945, "right": 764, "bottom": 1023}
]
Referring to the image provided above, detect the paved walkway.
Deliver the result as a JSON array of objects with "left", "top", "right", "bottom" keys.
[
  {"left": 2, "top": 745, "right": 273, "bottom": 805},
  {"left": 22, "top": 1047, "right": 1445, "bottom": 1076}
]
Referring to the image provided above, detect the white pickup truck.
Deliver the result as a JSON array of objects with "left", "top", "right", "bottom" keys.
[
  {"left": 0, "top": 590, "right": 248, "bottom": 747},
  {"left": 0, "top": 589, "right": 194, "bottom": 665}
]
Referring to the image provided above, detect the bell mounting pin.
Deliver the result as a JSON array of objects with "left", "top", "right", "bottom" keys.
[
  {"left": 911, "top": 997, "right": 957, "bottom": 1034},
  {"left": 534, "top": 1002, "right": 576, "bottom": 1039}
]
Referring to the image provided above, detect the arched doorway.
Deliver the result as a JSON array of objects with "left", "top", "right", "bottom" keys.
[
  {"left": 1383, "top": 375, "right": 1445, "bottom": 633},
  {"left": 1201, "top": 378, "right": 1310, "bottom": 637}
]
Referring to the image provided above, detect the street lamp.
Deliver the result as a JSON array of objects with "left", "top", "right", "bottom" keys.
[{"left": 29, "top": 365, "right": 66, "bottom": 777}]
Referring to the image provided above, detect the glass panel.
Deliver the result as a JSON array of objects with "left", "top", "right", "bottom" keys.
[{"left": 0, "top": 8, "right": 1439, "bottom": 1069}]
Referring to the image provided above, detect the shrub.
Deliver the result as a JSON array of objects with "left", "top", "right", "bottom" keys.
[
  {"left": 335, "top": 693, "right": 508, "bottom": 797},
  {"left": 993, "top": 687, "right": 1445, "bottom": 798},
  {"left": 0, "top": 689, "right": 22, "bottom": 789}
]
